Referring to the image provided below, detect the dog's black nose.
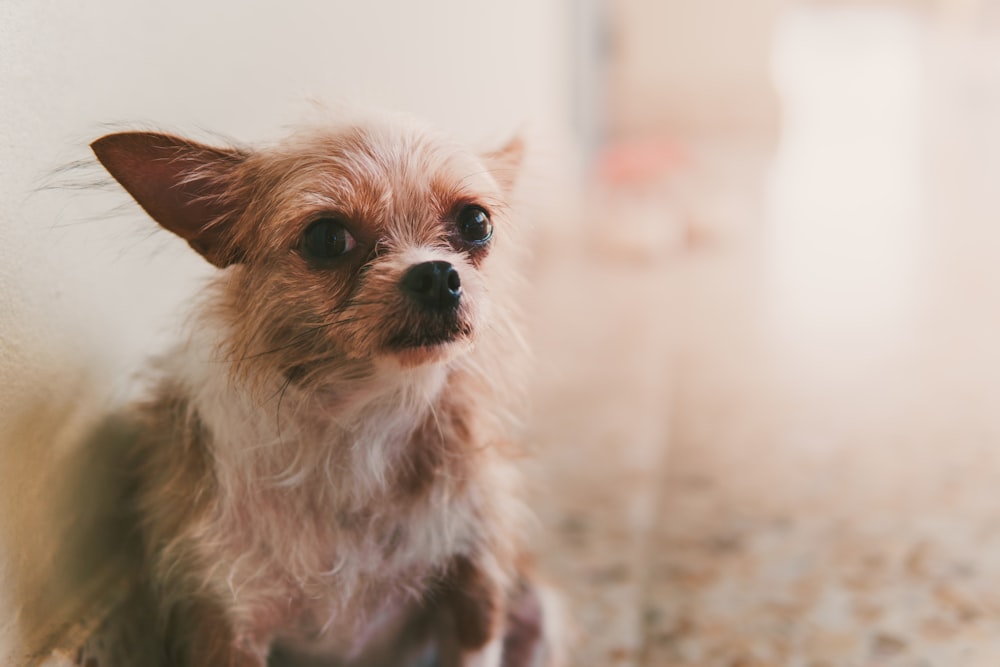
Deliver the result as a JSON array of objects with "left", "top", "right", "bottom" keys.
[{"left": 400, "top": 261, "right": 462, "bottom": 311}]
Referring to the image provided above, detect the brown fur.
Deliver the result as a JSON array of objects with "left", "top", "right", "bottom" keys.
[{"left": 93, "top": 112, "right": 558, "bottom": 666}]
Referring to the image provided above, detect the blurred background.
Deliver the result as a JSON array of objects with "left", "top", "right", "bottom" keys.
[{"left": 4, "top": 0, "right": 1000, "bottom": 665}]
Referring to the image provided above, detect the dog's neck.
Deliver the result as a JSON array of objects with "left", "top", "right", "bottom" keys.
[{"left": 165, "top": 317, "right": 455, "bottom": 506}]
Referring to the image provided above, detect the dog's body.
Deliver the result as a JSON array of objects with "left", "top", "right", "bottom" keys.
[{"left": 93, "top": 114, "right": 555, "bottom": 666}]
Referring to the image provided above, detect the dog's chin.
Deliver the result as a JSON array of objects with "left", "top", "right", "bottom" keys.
[
  {"left": 383, "top": 323, "right": 475, "bottom": 368},
  {"left": 389, "top": 341, "right": 469, "bottom": 368}
]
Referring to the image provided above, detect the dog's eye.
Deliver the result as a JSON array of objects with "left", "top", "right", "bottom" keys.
[
  {"left": 302, "top": 218, "right": 357, "bottom": 260},
  {"left": 456, "top": 205, "right": 493, "bottom": 244}
]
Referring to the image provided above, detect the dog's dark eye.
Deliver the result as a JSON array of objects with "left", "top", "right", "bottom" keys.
[
  {"left": 302, "top": 218, "right": 356, "bottom": 260},
  {"left": 456, "top": 205, "right": 493, "bottom": 244}
]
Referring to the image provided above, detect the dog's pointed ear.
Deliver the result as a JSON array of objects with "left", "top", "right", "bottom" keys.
[
  {"left": 484, "top": 135, "right": 524, "bottom": 196},
  {"left": 91, "top": 132, "right": 249, "bottom": 267}
]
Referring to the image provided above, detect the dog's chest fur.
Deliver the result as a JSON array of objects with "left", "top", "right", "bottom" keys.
[{"left": 137, "top": 331, "right": 507, "bottom": 650}]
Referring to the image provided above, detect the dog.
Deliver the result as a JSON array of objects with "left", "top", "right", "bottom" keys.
[{"left": 91, "top": 111, "right": 560, "bottom": 666}]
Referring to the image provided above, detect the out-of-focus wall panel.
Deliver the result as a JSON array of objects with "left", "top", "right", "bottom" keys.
[{"left": 608, "top": 0, "right": 782, "bottom": 137}]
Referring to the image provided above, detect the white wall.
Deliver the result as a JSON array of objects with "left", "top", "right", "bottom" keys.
[{"left": 0, "top": 1, "right": 574, "bottom": 661}]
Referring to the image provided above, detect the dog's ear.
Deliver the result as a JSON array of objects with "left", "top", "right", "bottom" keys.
[
  {"left": 483, "top": 135, "right": 524, "bottom": 196},
  {"left": 91, "top": 132, "right": 249, "bottom": 267}
]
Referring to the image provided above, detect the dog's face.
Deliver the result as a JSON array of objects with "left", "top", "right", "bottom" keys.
[{"left": 92, "top": 118, "right": 522, "bottom": 381}]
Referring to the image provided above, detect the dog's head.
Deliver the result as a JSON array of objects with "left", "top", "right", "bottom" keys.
[{"left": 92, "top": 116, "right": 522, "bottom": 383}]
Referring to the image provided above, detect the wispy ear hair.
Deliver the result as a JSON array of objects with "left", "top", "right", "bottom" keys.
[{"left": 483, "top": 135, "right": 525, "bottom": 196}]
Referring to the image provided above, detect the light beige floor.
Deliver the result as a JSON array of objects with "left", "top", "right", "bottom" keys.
[{"left": 524, "top": 5, "right": 1000, "bottom": 667}]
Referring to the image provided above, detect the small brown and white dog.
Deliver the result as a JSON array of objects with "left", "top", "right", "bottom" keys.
[{"left": 91, "top": 113, "right": 559, "bottom": 667}]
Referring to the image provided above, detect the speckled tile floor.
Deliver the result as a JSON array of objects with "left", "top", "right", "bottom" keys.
[{"left": 523, "top": 5, "right": 1000, "bottom": 667}]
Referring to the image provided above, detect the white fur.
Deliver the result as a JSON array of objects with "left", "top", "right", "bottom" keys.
[{"left": 151, "top": 313, "right": 521, "bottom": 660}]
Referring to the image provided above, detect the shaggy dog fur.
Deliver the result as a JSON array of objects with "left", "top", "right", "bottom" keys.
[{"left": 92, "top": 113, "right": 559, "bottom": 667}]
